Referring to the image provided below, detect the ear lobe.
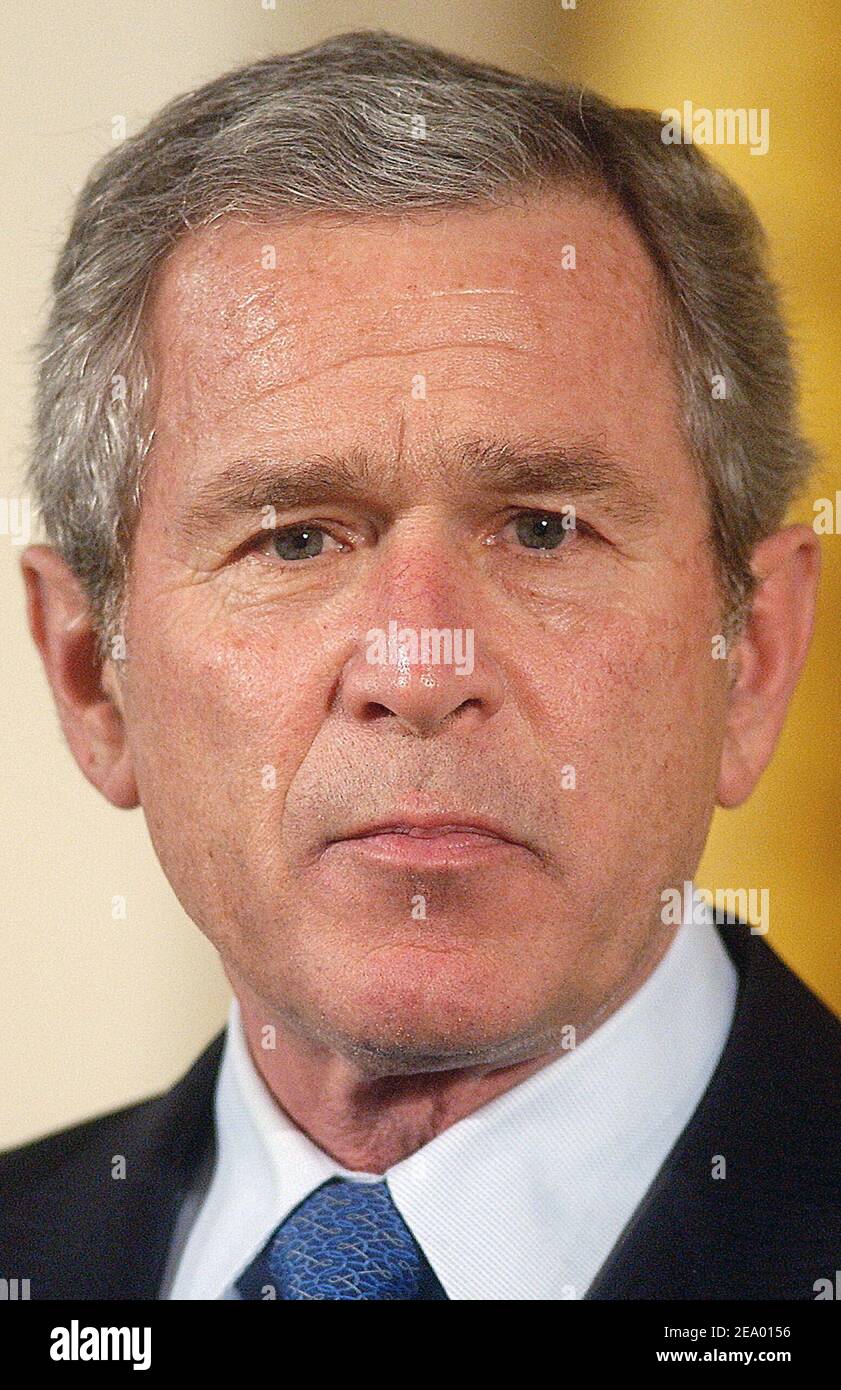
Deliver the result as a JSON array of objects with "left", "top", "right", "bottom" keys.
[
  {"left": 716, "top": 524, "right": 820, "bottom": 809},
  {"left": 20, "top": 544, "right": 140, "bottom": 810}
]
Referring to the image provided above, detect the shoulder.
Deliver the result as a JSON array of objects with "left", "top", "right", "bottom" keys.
[
  {"left": 0, "top": 1093, "right": 165, "bottom": 1196},
  {"left": 720, "top": 924, "right": 841, "bottom": 1097},
  {"left": 588, "top": 927, "right": 841, "bottom": 1299},
  {"left": 0, "top": 1032, "right": 225, "bottom": 1299},
  {"left": 0, "top": 1032, "right": 225, "bottom": 1212},
  {"left": 698, "top": 924, "right": 841, "bottom": 1173}
]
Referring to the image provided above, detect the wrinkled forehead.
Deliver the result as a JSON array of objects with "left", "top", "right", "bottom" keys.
[{"left": 142, "top": 190, "right": 672, "bottom": 396}]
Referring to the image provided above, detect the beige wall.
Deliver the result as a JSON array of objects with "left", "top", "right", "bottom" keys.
[{"left": 2, "top": 0, "right": 838, "bottom": 1147}]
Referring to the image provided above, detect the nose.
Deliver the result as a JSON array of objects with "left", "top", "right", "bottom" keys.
[{"left": 337, "top": 552, "right": 506, "bottom": 739}]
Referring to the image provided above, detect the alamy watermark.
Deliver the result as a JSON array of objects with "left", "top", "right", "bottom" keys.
[
  {"left": 0, "top": 495, "right": 31, "bottom": 546},
  {"left": 366, "top": 621, "right": 475, "bottom": 677},
  {"left": 661, "top": 101, "right": 770, "bottom": 156},
  {"left": 661, "top": 879, "right": 770, "bottom": 935},
  {"left": 50, "top": 1321, "right": 151, "bottom": 1371}
]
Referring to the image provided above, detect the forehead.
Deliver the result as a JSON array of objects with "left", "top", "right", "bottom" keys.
[
  {"left": 153, "top": 184, "right": 661, "bottom": 295},
  {"left": 146, "top": 190, "right": 669, "bottom": 377},
  {"left": 140, "top": 191, "right": 684, "bottom": 492}
]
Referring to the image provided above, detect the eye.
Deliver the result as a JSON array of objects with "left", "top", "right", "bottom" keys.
[
  {"left": 503, "top": 509, "right": 580, "bottom": 551},
  {"left": 262, "top": 523, "right": 345, "bottom": 562}
]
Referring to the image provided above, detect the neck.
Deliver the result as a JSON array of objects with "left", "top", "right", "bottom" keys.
[
  {"left": 230, "top": 994, "right": 564, "bottom": 1173},
  {"left": 226, "top": 929, "right": 675, "bottom": 1172}
]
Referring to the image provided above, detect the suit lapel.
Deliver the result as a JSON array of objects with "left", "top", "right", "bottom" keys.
[
  {"left": 5, "top": 1033, "right": 223, "bottom": 1299},
  {"left": 586, "top": 924, "right": 839, "bottom": 1299}
]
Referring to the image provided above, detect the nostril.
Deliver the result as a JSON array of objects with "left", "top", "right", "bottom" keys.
[{"left": 361, "top": 701, "right": 394, "bottom": 722}]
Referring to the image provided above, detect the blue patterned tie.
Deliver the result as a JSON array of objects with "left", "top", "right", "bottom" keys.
[{"left": 236, "top": 1178, "right": 448, "bottom": 1300}]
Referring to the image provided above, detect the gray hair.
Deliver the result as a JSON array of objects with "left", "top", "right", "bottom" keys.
[{"left": 26, "top": 29, "right": 815, "bottom": 659}]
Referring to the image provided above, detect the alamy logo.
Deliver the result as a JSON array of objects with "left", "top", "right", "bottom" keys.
[
  {"left": 0, "top": 495, "right": 30, "bottom": 546},
  {"left": 50, "top": 1321, "right": 151, "bottom": 1371},
  {"left": 661, "top": 101, "right": 770, "bottom": 155},
  {"left": 366, "top": 621, "right": 475, "bottom": 677},
  {"left": 814, "top": 1271, "right": 841, "bottom": 1299},
  {"left": 0, "top": 1277, "right": 30, "bottom": 1299},
  {"left": 661, "top": 880, "right": 770, "bottom": 935}
]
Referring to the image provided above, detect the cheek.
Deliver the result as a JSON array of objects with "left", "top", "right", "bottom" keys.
[
  {"left": 523, "top": 593, "right": 724, "bottom": 842},
  {"left": 123, "top": 613, "right": 328, "bottom": 853}
]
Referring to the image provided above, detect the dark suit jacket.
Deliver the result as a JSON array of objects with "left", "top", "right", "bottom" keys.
[{"left": 1, "top": 923, "right": 839, "bottom": 1300}]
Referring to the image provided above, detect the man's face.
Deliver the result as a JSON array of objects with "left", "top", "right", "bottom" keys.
[{"left": 119, "top": 190, "right": 728, "bottom": 1070}]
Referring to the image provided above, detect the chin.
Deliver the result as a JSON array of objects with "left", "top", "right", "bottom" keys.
[
  {"left": 289, "top": 943, "right": 560, "bottom": 1076},
  {"left": 335, "top": 1020, "right": 556, "bottom": 1076}
]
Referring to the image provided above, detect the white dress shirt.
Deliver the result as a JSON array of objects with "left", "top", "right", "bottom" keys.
[{"left": 164, "top": 891, "right": 738, "bottom": 1300}]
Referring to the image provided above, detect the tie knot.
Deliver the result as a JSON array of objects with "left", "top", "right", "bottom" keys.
[{"left": 238, "top": 1178, "right": 447, "bottom": 1300}]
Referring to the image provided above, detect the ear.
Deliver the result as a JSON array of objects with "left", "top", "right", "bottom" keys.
[
  {"left": 717, "top": 523, "right": 820, "bottom": 809},
  {"left": 20, "top": 544, "right": 139, "bottom": 809}
]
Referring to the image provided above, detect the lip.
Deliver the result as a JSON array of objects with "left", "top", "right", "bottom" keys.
[{"left": 323, "top": 816, "right": 531, "bottom": 868}]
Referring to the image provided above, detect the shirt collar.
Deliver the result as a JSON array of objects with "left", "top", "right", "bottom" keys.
[{"left": 168, "top": 890, "right": 737, "bottom": 1300}]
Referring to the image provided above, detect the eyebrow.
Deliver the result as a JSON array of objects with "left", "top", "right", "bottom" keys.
[{"left": 175, "top": 435, "right": 664, "bottom": 541}]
